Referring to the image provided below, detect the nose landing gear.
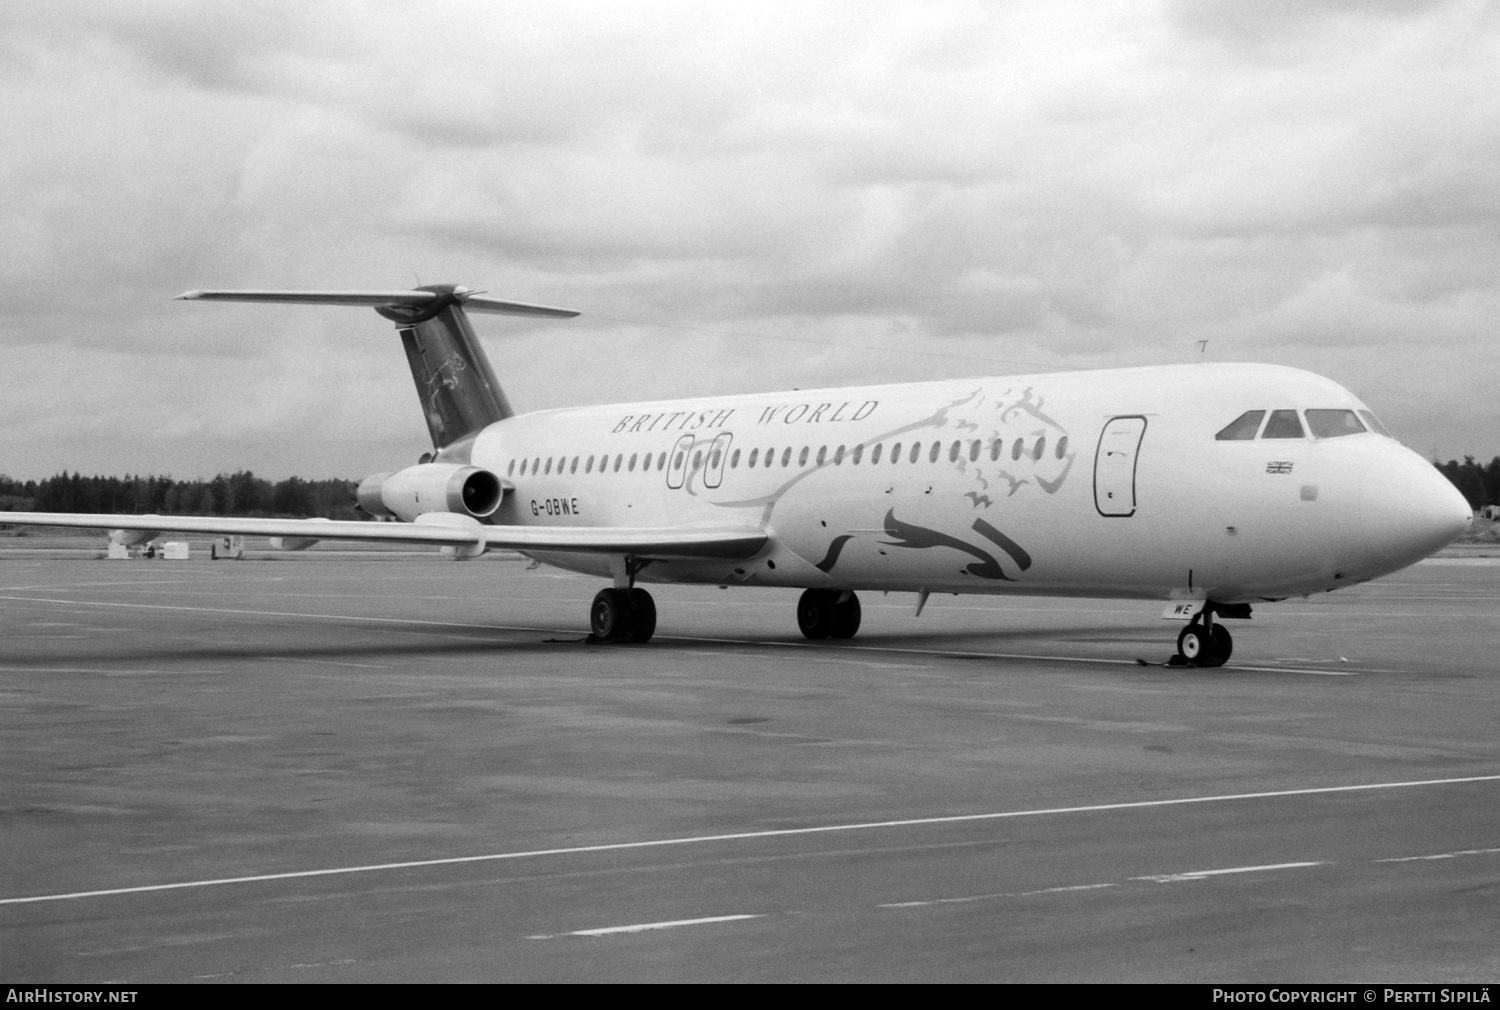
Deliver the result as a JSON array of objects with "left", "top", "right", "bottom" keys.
[{"left": 1173, "top": 610, "right": 1233, "bottom": 667}]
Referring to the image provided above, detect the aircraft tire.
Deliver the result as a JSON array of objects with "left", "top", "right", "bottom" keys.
[
  {"left": 1202, "top": 624, "right": 1232, "bottom": 667},
  {"left": 797, "top": 588, "right": 837, "bottom": 640},
  {"left": 1177, "top": 625, "right": 1209, "bottom": 664},
  {"left": 627, "top": 588, "right": 656, "bottom": 644},
  {"left": 829, "top": 592, "right": 861, "bottom": 639},
  {"left": 590, "top": 588, "right": 634, "bottom": 643}
]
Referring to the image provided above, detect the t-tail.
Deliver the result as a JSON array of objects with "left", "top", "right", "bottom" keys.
[{"left": 175, "top": 285, "right": 578, "bottom": 449}]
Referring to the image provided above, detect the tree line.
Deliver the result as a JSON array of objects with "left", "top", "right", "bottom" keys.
[
  {"left": 0, "top": 472, "right": 361, "bottom": 520},
  {"left": 1437, "top": 456, "right": 1500, "bottom": 511}
]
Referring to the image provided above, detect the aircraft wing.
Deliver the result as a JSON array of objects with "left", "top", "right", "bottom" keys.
[{"left": 0, "top": 513, "right": 768, "bottom": 560}]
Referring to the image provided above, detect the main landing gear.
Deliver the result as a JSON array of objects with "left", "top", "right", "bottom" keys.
[
  {"left": 1173, "top": 611, "right": 1233, "bottom": 668},
  {"left": 590, "top": 587, "right": 657, "bottom": 644},
  {"left": 797, "top": 589, "right": 862, "bottom": 640},
  {"left": 589, "top": 586, "right": 863, "bottom": 645}
]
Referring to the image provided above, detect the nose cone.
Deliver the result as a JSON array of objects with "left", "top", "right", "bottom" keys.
[{"left": 1357, "top": 447, "right": 1472, "bottom": 572}]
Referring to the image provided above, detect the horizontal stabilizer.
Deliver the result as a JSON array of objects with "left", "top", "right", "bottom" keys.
[
  {"left": 175, "top": 288, "right": 579, "bottom": 318},
  {"left": 2, "top": 513, "right": 767, "bottom": 560},
  {"left": 462, "top": 295, "right": 581, "bottom": 318}
]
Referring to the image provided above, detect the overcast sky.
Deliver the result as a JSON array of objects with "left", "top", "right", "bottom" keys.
[{"left": 2, "top": 0, "right": 1497, "bottom": 481}]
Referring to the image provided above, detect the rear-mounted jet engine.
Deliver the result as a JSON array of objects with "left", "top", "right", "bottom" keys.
[{"left": 356, "top": 463, "right": 504, "bottom": 523}]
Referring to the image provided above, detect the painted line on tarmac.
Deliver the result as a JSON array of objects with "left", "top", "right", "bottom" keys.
[
  {"left": 527, "top": 913, "right": 764, "bottom": 940},
  {"left": 882, "top": 848, "right": 1500, "bottom": 910},
  {"left": 879, "top": 882, "right": 1118, "bottom": 908},
  {"left": 881, "top": 862, "right": 1321, "bottom": 909},
  {"left": 0, "top": 593, "right": 1376, "bottom": 675},
  {"left": 1132, "top": 861, "right": 1325, "bottom": 883},
  {"left": 277, "top": 657, "right": 394, "bottom": 671},
  {"left": 0, "top": 594, "right": 549, "bottom": 635},
  {"left": 5, "top": 773, "right": 1500, "bottom": 907},
  {"left": 663, "top": 633, "right": 1373, "bottom": 676},
  {"left": 1374, "top": 846, "right": 1500, "bottom": 864}
]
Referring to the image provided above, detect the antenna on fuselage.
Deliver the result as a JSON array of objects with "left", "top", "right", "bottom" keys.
[{"left": 1196, "top": 339, "right": 1209, "bottom": 357}]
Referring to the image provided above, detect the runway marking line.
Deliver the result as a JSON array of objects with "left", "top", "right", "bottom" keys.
[
  {"left": 527, "top": 913, "right": 764, "bottom": 940},
  {"left": 878, "top": 883, "right": 1118, "bottom": 908},
  {"left": 4, "top": 773, "right": 1499, "bottom": 907},
  {"left": 0, "top": 593, "right": 1380, "bottom": 675},
  {"left": 1374, "top": 846, "right": 1500, "bottom": 864},
  {"left": 1132, "top": 860, "right": 1325, "bottom": 883}
]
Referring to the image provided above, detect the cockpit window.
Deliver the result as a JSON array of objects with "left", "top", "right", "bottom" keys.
[
  {"left": 1215, "top": 410, "right": 1265, "bottom": 441},
  {"left": 1261, "top": 409, "right": 1305, "bottom": 439},
  {"left": 1305, "top": 409, "right": 1366, "bottom": 439},
  {"left": 1357, "top": 409, "right": 1392, "bottom": 438}
]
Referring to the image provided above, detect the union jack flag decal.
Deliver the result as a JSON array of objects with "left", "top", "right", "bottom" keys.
[{"left": 1266, "top": 461, "right": 1294, "bottom": 474}]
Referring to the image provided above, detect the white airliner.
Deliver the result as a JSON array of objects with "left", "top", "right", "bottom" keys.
[{"left": 6, "top": 285, "right": 1472, "bottom": 666}]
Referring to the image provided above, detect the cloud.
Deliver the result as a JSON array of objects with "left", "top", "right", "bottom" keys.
[{"left": 2, "top": 0, "right": 1499, "bottom": 476}]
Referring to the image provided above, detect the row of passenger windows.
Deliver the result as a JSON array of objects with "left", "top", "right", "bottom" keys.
[
  {"left": 1214, "top": 408, "right": 1391, "bottom": 442},
  {"left": 506, "top": 435, "right": 1071, "bottom": 478}
]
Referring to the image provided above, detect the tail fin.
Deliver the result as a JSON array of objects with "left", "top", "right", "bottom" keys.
[{"left": 177, "top": 285, "right": 578, "bottom": 449}]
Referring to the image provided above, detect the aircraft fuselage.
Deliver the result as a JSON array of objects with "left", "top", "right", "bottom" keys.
[{"left": 457, "top": 362, "right": 1470, "bottom": 604}]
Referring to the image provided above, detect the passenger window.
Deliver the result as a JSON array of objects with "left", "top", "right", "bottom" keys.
[
  {"left": 730, "top": 449, "right": 740, "bottom": 468},
  {"left": 816, "top": 446, "right": 827, "bottom": 465},
  {"left": 519, "top": 459, "right": 527, "bottom": 476},
  {"left": 585, "top": 456, "right": 594, "bottom": 473},
  {"left": 799, "top": 446, "right": 810, "bottom": 466},
  {"left": 1055, "top": 435, "right": 1068, "bottom": 459},
  {"left": 1306, "top": 409, "right": 1366, "bottom": 439},
  {"left": 693, "top": 451, "right": 703, "bottom": 470},
  {"left": 628, "top": 453, "right": 638, "bottom": 471},
  {"left": 748, "top": 448, "right": 759, "bottom": 467},
  {"left": 1358, "top": 410, "right": 1392, "bottom": 438},
  {"left": 533, "top": 457, "right": 541, "bottom": 473},
  {"left": 710, "top": 449, "right": 721, "bottom": 469},
  {"left": 1011, "top": 440, "right": 1022, "bottom": 461},
  {"left": 929, "top": 441, "right": 941, "bottom": 463},
  {"left": 871, "top": 444, "right": 882, "bottom": 464},
  {"left": 851, "top": 444, "right": 862, "bottom": 464},
  {"left": 641, "top": 453, "right": 651, "bottom": 472},
  {"left": 570, "top": 457, "right": 579, "bottom": 474},
  {"left": 969, "top": 440, "right": 980, "bottom": 462},
  {"left": 548, "top": 458, "right": 557, "bottom": 475},
  {"left": 1215, "top": 410, "right": 1265, "bottom": 441},
  {"left": 909, "top": 442, "right": 921, "bottom": 464},
  {"left": 508, "top": 460, "right": 516, "bottom": 476},
  {"left": 890, "top": 442, "right": 901, "bottom": 463},
  {"left": 990, "top": 439, "right": 1001, "bottom": 462},
  {"left": 673, "top": 451, "right": 684, "bottom": 470},
  {"left": 782, "top": 447, "right": 792, "bottom": 467},
  {"left": 1034, "top": 436, "right": 1045, "bottom": 461},
  {"left": 614, "top": 454, "right": 624, "bottom": 472},
  {"left": 948, "top": 441, "right": 960, "bottom": 462},
  {"left": 1261, "top": 409, "right": 1305, "bottom": 439},
  {"left": 833, "top": 445, "right": 845, "bottom": 465}
]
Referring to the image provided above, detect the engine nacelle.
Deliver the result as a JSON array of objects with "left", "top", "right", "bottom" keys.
[{"left": 356, "top": 464, "right": 503, "bottom": 523}]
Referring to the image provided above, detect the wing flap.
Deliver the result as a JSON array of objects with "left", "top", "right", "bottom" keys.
[{"left": 1, "top": 513, "right": 767, "bottom": 560}]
